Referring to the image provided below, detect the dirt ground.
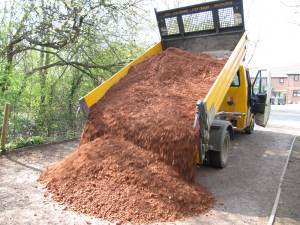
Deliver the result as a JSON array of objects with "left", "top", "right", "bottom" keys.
[
  {"left": 0, "top": 141, "right": 109, "bottom": 225},
  {"left": 0, "top": 105, "right": 299, "bottom": 225}
]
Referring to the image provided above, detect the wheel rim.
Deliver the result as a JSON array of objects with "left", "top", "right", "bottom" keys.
[
  {"left": 221, "top": 134, "right": 230, "bottom": 164},
  {"left": 250, "top": 119, "right": 254, "bottom": 131}
]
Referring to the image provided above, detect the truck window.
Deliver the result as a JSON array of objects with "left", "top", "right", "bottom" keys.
[{"left": 231, "top": 72, "right": 240, "bottom": 87}]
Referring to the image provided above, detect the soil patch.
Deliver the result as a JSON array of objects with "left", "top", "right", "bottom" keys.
[{"left": 40, "top": 136, "right": 214, "bottom": 223}]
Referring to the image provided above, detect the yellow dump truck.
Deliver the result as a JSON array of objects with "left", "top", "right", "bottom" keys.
[{"left": 79, "top": 0, "right": 271, "bottom": 168}]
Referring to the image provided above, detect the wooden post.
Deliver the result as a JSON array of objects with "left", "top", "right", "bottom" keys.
[{"left": 1, "top": 103, "right": 11, "bottom": 152}]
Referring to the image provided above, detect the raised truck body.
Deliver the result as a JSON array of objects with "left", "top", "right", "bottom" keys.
[{"left": 79, "top": 0, "right": 271, "bottom": 168}]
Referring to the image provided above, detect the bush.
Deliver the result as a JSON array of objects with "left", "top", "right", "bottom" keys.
[{"left": 5, "top": 136, "right": 46, "bottom": 150}]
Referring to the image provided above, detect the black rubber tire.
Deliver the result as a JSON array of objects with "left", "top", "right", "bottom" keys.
[
  {"left": 209, "top": 131, "right": 230, "bottom": 168},
  {"left": 245, "top": 118, "right": 255, "bottom": 134}
]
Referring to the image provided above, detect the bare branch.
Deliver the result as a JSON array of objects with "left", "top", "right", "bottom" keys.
[
  {"left": 26, "top": 60, "right": 127, "bottom": 75},
  {"left": 281, "top": 0, "right": 300, "bottom": 7}
]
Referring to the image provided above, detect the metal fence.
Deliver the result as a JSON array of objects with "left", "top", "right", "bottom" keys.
[{"left": 0, "top": 103, "right": 86, "bottom": 150}]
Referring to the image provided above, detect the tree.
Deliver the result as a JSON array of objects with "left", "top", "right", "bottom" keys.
[
  {"left": 0, "top": 0, "right": 144, "bottom": 88},
  {"left": 0, "top": 0, "right": 146, "bottom": 147}
]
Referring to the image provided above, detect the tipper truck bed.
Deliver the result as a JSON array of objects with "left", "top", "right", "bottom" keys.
[{"left": 79, "top": 0, "right": 271, "bottom": 168}]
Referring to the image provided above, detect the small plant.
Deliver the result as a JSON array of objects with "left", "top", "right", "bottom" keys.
[
  {"left": 5, "top": 142, "right": 17, "bottom": 150},
  {"left": 30, "top": 136, "right": 45, "bottom": 145},
  {"left": 5, "top": 136, "right": 46, "bottom": 150}
]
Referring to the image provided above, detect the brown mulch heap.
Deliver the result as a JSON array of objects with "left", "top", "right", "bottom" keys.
[{"left": 39, "top": 47, "right": 227, "bottom": 224}]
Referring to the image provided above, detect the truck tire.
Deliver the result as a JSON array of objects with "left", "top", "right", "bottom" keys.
[{"left": 209, "top": 131, "right": 230, "bottom": 168}]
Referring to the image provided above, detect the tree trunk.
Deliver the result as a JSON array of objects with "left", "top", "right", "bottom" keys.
[
  {"left": 0, "top": 43, "right": 14, "bottom": 92},
  {"left": 37, "top": 47, "right": 47, "bottom": 134},
  {"left": 68, "top": 71, "right": 83, "bottom": 134}
]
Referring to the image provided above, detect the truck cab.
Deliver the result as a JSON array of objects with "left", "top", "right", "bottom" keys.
[{"left": 219, "top": 67, "right": 271, "bottom": 133}]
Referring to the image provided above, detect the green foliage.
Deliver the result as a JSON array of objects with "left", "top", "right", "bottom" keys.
[
  {"left": 0, "top": 42, "right": 144, "bottom": 148},
  {"left": 5, "top": 136, "right": 46, "bottom": 150},
  {"left": 0, "top": 0, "right": 146, "bottom": 148}
]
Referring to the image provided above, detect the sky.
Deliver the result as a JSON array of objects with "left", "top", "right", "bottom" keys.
[{"left": 141, "top": 0, "right": 300, "bottom": 69}]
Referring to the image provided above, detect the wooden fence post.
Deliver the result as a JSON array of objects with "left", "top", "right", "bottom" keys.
[{"left": 1, "top": 103, "right": 11, "bottom": 152}]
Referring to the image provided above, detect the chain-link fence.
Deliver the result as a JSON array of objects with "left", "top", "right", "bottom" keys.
[{"left": 0, "top": 102, "right": 86, "bottom": 150}]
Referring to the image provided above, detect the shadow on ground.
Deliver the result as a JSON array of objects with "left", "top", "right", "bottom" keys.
[
  {"left": 0, "top": 129, "right": 297, "bottom": 225},
  {"left": 191, "top": 129, "right": 295, "bottom": 225}
]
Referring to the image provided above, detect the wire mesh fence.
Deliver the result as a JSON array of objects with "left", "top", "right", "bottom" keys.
[{"left": 0, "top": 103, "right": 86, "bottom": 150}]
